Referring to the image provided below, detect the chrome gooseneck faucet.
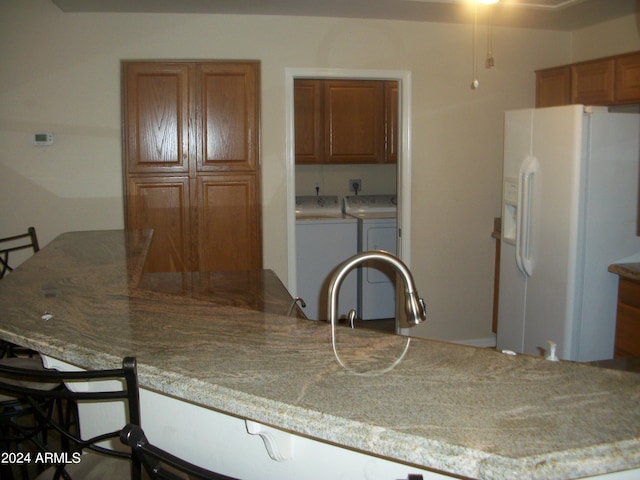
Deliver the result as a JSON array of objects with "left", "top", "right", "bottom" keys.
[{"left": 326, "top": 250, "right": 427, "bottom": 332}]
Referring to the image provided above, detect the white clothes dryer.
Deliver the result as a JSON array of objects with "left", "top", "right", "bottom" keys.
[
  {"left": 344, "top": 195, "right": 398, "bottom": 320},
  {"left": 295, "top": 196, "right": 358, "bottom": 321}
]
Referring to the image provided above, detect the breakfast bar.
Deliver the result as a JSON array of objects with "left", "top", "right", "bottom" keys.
[{"left": 1, "top": 230, "right": 640, "bottom": 480}]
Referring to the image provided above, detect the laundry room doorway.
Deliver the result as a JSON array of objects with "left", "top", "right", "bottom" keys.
[{"left": 285, "top": 68, "right": 413, "bottom": 305}]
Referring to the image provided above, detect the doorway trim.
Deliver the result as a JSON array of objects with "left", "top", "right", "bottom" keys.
[{"left": 284, "top": 67, "right": 412, "bottom": 293}]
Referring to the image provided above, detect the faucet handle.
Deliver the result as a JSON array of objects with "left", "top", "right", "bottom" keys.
[
  {"left": 418, "top": 297, "right": 427, "bottom": 319},
  {"left": 404, "top": 292, "right": 427, "bottom": 325},
  {"left": 347, "top": 308, "right": 357, "bottom": 329}
]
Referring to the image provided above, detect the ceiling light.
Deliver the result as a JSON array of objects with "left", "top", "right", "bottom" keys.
[{"left": 477, "top": 0, "right": 500, "bottom": 4}]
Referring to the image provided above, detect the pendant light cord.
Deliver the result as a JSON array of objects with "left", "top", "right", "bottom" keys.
[{"left": 471, "top": 1, "right": 479, "bottom": 89}]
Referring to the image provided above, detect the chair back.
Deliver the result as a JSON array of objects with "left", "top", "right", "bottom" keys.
[
  {"left": 0, "top": 227, "right": 39, "bottom": 278},
  {"left": 120, "top": 424, "right": 237, "bottom": 480},
  {"left": 0, "top": 356, "right": 141, "bottom": 480}
]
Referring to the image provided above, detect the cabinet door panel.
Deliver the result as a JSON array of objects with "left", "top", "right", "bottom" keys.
[
  {"left": 614, "top": 279, "right": 640, "bottom": 358},
  {"left": 615, "top": 302, "right": 640, "bottom": 357},
  {"left": 294, "top": 79, "right": 324, "bottom": 164},
  {"left": 385, "top": 81, "right": 399, "bottom": 163},
  {"left": 197, "top": 63, "right": 259, "bottom": 172},
  {"left": 123, "top": 63, "right": 191, "bottom": 173},
  {"left": 615, "top": 52, "right": 640, "bottom": 103},
  {"left": 127, "top": 177, "right": 191, "bottom": 272},
  {"left": 571, "top": 59, "right": 614, "bottom": 105},
  {"left": 535, "top": 66, "right": 571, "bottom": 108},
  {"left": 324, "top": 80, "right": 384, "bottom": 164},
  {"left": 197, "top": 174, "right": 262, "bottom": 271}
]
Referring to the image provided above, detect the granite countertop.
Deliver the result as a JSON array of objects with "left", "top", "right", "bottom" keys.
[
  {"left": 136, "top": 269, "right": 306, "bottom": 319},
  {"left": 1, "top": 230, "right": 640, "bottom": 480},
  {"left": 608, "top": 262, "right": 640, "bottom": 283}
]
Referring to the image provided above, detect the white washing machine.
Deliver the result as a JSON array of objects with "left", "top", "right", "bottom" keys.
[
  {"left": 344, "top": 195, "right": 398, "bottom": 320},
  {"left": 295, "top": 196, "right": 358, "bottom": 321}
]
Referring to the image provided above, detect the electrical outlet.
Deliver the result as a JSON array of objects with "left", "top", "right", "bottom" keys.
[{"left": 349, "top": 179, "right": 362, "bottom": 193}]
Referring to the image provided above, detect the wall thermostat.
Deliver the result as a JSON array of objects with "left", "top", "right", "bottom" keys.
[{"left": 33, "top": 132, "right": 54, "bottom": 146}]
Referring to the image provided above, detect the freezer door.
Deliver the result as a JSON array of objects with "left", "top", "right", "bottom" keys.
[
  {"left": 522, "top": 105, "right": 584, "bottom": 359},
  {"left": 496, "top": 240, "right": 527, "bottom": 353},
  {"left": 503, "top": 109, "right": 534, "bottom": 178},
  {"left": 496, "top": 109, "right": 533, "bottom": 353}
]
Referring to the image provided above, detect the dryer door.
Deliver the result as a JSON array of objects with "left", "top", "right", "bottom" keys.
[{"left": 361, "top": 218, "right": 397, "bottom": 320}]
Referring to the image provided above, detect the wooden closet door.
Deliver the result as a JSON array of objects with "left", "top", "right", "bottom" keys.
[
  {"left": 196, "top": 174, "right": 262, "bottom": 271},
  {"left": 126, "top": 176, "right": 191, "bottom": 273},
  {"left": 123, "top": 60, "right": 262, "bottom": 273},
  {"left": 196, "top": 62, "right": 259, "bottom": 172},
  {"left": 123, "top": 62, "right": 192, "bottom": 174}
]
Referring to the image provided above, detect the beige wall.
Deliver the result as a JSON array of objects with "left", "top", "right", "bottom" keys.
[
  {"left": 295, "top": 164, "right": 397, "bottom": 197},
  {"left": 1, "top": 0, "right": 637, "bottom": 341},
  {"left": 572, "top": 13, "right": 640, "bottom": 62}
]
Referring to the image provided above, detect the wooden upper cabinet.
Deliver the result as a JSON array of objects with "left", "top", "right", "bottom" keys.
[
  {"left": 294, "top": 79, "right": 324, "bottom": 164},
  {"left": 571, "top": 59, "right": 615, "bottom": 105},
  {"left": 385, "top": 80, "right": 399, "bottom": 164},
  {"left": 536, "top": 66, "right": 571, "bottom": 108},
  {"left": 123, "top": 63, "right": 192, "bottom": 174},
  {"left": 324, "top": 80, "right": 385, "bottom": 164},
  {"left": 196, "top": 63, "right": 259, "bottom": 172},
  {"left": 615, "top": 51, "right": 640, "bottom": 103},
  {"left": 294, "top": 79, "right": 397, "bottom": 164},
  {"left": 536, "top": 50, "right": 640, "bottom": 108}
]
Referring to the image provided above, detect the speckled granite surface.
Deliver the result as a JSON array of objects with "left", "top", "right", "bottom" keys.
[
  {"left": 609, "top": 262, "right": 640, "bottom": 283},
  {"left": 1, "top": 230, "right": 640, "bottom": 480}
]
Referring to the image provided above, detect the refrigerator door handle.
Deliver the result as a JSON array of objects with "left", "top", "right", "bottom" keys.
[{"left": 517, "top": 155, "right": 538, "bottom": 276}]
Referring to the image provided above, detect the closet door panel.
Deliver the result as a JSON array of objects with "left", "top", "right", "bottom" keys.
[
  {"left": 197, "top": 62, "right": 259, "bottom": 172},
  {"left": 123, "top": 61, "right": 262, "bottom": 274},
  {"left": 123, "top": 62, "right": 191, "bottom": 173},
  {"left": 196, "top": 174, "right": 262, "bottom": 271},
  {"left": 127, "top": 176, "right": 192, "bottom": 272}
]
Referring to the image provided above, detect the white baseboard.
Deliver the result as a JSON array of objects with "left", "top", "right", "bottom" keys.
[{"left": 451, "top": 334, "right": 497, "bottom": 348}]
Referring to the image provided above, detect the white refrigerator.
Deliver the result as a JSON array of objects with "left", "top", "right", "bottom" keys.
[{"left": 497, "top": 105, "right": 640, "bottom": 362}]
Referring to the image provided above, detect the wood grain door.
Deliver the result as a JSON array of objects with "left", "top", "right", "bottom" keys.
[
  {"left": 294, "top": 79, "right": 324, "bottom": 164},
  {"left": 126, "top": 176, "right": 191, "bottom": 273},
  {"left": 384, "top": 81, "right": 398, "bottom": 164},
  {"left": 196, "top": 62, "right": 259, "bottom": 172},
  {"left": 535, "top": 66, "right": 571, "bottom": 108},
  {"left": 196, "top": 174, "right": 262, "bottom": 271},
  {"left": 123, "top": 62, "right": 192, "bottom": 174},
  {"left": 123, "top": 61, "right": 262, "bottom": 273},
  {"left": 614, "top": 51, "right": 640, "bottom": 103},
  {"left": 324, "top": 80, "right": 384, "bottom": 164},
  {"left": 571, "top": 59, "right": 615, "bottom": 105}
]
